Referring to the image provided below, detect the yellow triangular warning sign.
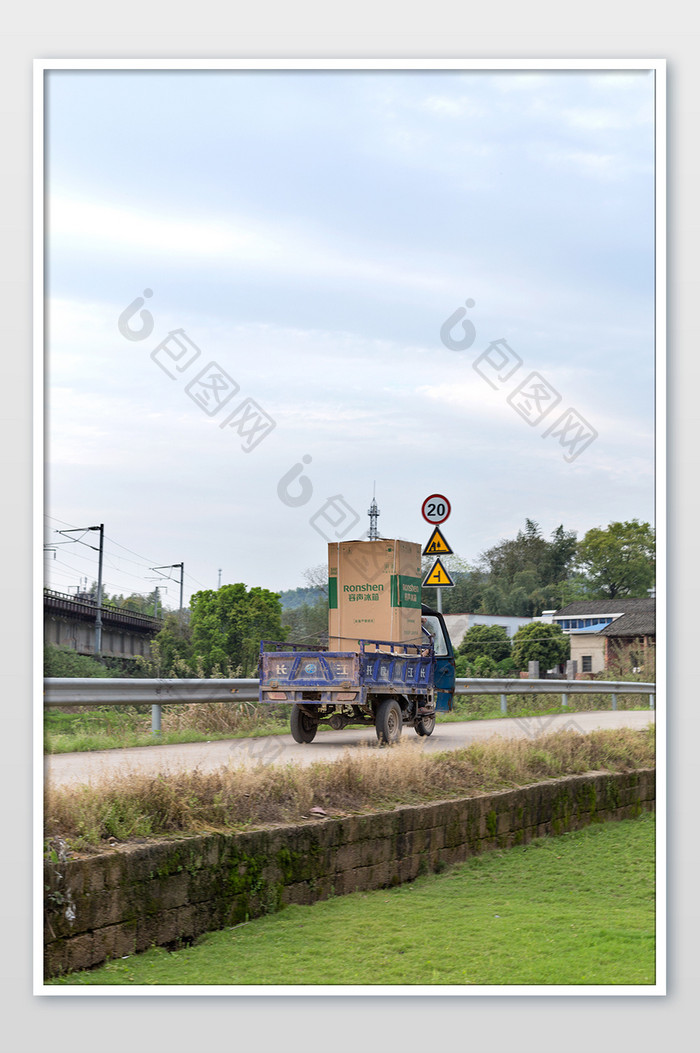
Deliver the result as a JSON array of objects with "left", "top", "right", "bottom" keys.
[
  {"left": 423, "top": 526, "right": 453, "bottom": 556},
  {"left": 422, "top": 558, "right": 455, "bottom": 588}
]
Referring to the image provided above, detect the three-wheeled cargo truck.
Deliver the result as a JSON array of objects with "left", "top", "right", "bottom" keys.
[{"left": 258, "top": 595, "right": 456, "bottom": 746}]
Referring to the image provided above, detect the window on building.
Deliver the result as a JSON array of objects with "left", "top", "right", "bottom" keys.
[{"left": 582, "top": 655, "right": 592, "bottom": 673}]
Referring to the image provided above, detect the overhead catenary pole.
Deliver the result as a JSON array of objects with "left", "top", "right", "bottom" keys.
[
  {"left": 146, "top": 563, "right": 184, "bottom": 739},
  {"left": 150, "top": 562, "right": 185, "bottom": 611},
  {"left": 55, "top": 523, "right": 104, "bottom": 656},
  {"left": 94, "top": 524, "right": 104, "bottom": 655}
]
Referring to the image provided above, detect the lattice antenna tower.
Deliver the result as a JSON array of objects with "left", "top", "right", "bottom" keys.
[{"left": 367, "top": 483, "right": 380, "bottom": 540}]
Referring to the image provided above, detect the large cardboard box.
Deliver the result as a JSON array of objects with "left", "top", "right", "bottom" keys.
[{"left": 328, "top": 539, "right": 422, "bottom": 651}]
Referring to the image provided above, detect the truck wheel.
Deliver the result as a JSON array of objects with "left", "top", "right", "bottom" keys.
[
  {"left": 290, "top": 705, "right": 318, "bottom": 744},
  {"left": 375, "top": 698, "right": 402, "bottom": 745},
  {"left": 415, "top": 714, "right": 436, "bottom": 737}
]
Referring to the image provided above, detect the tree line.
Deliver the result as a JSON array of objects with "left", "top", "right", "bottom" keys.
[
  {"left": 46, "top": 517, "right": 653, "bottom": 677},
  {"left": 453, "top": 621, "right": 570, "bottom": 677},
  {"left": 423, "top": 517, "right": 655, "bottom": 617}
]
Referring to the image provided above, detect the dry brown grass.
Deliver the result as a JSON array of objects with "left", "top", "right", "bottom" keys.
[
  {"left": 162, "top": 701, "right": 288, "bottom": 736},
  {"left": 44, "top": 726, "right": 655, "bottom": 853}
]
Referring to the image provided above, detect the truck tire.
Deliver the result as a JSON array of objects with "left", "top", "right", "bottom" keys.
[
  {"left": 375, "top": 698, "right": 402, "bottom": 745},
  {"left": 415, "top": 713, "right": 436, "bottom": 736},
  {"left": 290, "top": 704, "right": 318, "bottom": 744}
]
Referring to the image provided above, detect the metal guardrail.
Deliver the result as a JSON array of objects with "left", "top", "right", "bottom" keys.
[
  {"left": 44, "top": 676, "right": 656, "bottom": 734},
  {"left": 43, "top": 678, "right": 260, "bottom": 705}
]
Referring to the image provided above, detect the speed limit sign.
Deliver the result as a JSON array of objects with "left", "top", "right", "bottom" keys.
[{"left": 422, "top": 494, "right": 451, "bottom": 525}]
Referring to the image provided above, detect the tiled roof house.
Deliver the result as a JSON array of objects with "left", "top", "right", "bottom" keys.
[{"left": 551, "top": 598, "right": 655, "bottom": 675}]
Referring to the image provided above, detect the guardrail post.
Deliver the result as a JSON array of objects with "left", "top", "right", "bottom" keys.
[
  {"left": 562, "top": 692, "right": 568, "bottom": 709},
  {"left": 152, "top": 704, "right": 162, "bottom": 735},
  {"left": 611, "top": 693, "right": 618, "bottom": 711},
  {"left": 500, "top": 693, "right": 507, "bottom": 715},
  {"left": 650, "top": 694, "right": 655, "bottom": 710}
]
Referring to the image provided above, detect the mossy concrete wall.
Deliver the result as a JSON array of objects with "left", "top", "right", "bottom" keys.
[{"left": 44, "top": 768, "right": 655, "bottom": 978}]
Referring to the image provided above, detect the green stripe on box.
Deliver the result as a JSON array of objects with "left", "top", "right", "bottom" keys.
[
  {"left": 328, "top": 577, "right": 338, "bottom": 609},
  {"left": 390, "top": 574, "right": 422, "bottom": 608}
]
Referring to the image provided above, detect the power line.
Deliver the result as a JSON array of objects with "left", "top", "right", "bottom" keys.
[
  {"left": 104, "top": 534, "right": 161, "bottom": 568},
  {"left": 44, "top": 514, "right": 196, "bottom": 596},
  {"left": 45, "top": 547, "right": 151, "bottom": 595},
  {"left": 99, "top": 530, "right": 206, "bottom": 587},
  {"left": 45, "top": 514, "right": 208, "bottom": 589}
]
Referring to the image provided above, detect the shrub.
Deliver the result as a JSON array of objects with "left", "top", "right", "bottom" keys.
[
  {"left": 457, "top": 624, "right": 511, "bottom": 664},
  {"left": 44, "top": 645, "right": 110, "bottom": 678},
  {"left": 511, "top": 622, "right": 570, "bottom": 672},
  {"left": 471, "top": 655, "right": 499, "bottom": 678}
]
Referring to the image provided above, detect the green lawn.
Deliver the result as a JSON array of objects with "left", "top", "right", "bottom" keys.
[{"left": 48, "top": 813, "right": 656, "bottom": 988}]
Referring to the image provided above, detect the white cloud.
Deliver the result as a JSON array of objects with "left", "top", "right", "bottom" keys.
[
  {"left": 43, "top": 71, "right": 656, "bottom": 596},
  {"left": 419, "top": 94, "right": 485, "bottom": 119},
  {"left": 493, "top": 73, "right": 551, "bottom": 93},
  {"left": 50, "top": 196, "right": 282, "bottom": 263},
  {"left": 416, "top": 379, "right": 516, "bottom": 420},
  {"left": 561, "top": 105, "right": 652, "bottom": 131},
  {"left": 541, "top": 148, "right": 623, "bottom": 179},
  {"left": 49, "top": 194, "right": 450, "bottom": 297}
]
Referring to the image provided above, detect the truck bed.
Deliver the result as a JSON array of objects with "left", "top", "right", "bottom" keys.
[{"left": 258, "top": 639, "right": 434, "bottom": 706}]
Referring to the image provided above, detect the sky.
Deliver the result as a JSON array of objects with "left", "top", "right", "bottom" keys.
[{"left": 43, "top": 65, "right": 658, "bottom": 607}]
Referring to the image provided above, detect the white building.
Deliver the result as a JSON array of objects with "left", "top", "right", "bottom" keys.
[{"left": 442, "top": 613, "right": 533, "bottom": 650}]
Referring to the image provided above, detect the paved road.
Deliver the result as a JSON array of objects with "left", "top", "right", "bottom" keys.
[{"left": 44, "top": 709, "right": 655, "bottom": 789}]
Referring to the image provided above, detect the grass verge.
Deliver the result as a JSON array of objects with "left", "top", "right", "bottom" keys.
[
  {"left": 47, "top": 812, "right": 655, "bottom": 987},
  {"left": 45, "top": 725, "right": 654, "bottom": 853},
  {"left": 444, "top": 693, "right": 653, "bottom": 722},
  {"left": 44, "top": 695, "right": 652, "bottom": 753},
  {"left": 44, "top": 703, "right": 290, "bottom": 754}
]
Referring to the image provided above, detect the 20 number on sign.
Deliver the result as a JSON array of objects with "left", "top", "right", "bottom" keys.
[{"left": 422, "top": 495, "right": 451, "bottom": 525}]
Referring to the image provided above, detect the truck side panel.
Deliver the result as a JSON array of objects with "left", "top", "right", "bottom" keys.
[{"left": 259, "top": 641, "right": 434, "bottom": 706}]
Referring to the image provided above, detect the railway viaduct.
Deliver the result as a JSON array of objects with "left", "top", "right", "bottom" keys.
[{"left": 44, "top": 589, "right": 164, "bottom": 660}]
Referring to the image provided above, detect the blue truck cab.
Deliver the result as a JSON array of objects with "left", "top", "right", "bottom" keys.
[{"left": 258, "top": 603, "right": 455, "bottom": 745}]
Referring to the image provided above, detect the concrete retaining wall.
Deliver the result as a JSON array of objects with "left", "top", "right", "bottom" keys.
[{"left": 44, "top": 768, "right": 655, "bottom": 978}]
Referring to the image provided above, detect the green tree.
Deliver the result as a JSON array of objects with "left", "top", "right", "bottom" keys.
[
  {"left": 189, "top": 583, "right": 287, "bottom": 676},
  {"left": 479, "top": 518, "right": 547, "bottom": 584},
  {"left": 511, "top": 622, "right": 570, "bottom": 673},
  {"left": 115, "top": 590, "right": 164, "bottom": 616},
  {"left": 576, "top": 520, "right": 655, "bottom": 599},
  {"left": 476, "top": 520, "right": 578, "bottom": 617},
  {"left": 542, "top": 524, "right": 579, "bottom": 584},
  {"left": 454, "top": 654, "right": 469, "bottom": 676},
  {"left": 283, "top": 597, "right": 328, "bottom": 645},
  {"left": 457, "top": 624, "right": 511, "bottom": 664},
  {"left": 150, "top": 611, "right": 193, "bottom": 675},
  {"left": 429, "top": 558, "right": 487, "bottom": 615},
  {"left": 475, "top": 583, "right": 511, "bottom": 616},
  {"left": 470, "top": 655, "right": 499, "bottom": 678}
]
